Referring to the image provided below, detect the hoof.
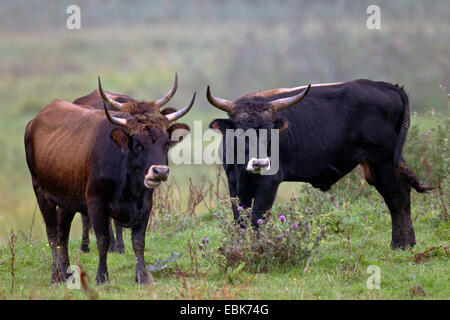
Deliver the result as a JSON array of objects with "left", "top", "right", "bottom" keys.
[{"left": 391, "top": 238, "right": 416, "bottom": 250}]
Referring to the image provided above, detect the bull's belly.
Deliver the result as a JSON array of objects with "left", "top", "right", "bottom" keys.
[{"left": 286, "top": 160, "right": 361, "bottom": 191}]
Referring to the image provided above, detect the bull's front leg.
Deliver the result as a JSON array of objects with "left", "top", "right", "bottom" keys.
[
  {"left": 113, "top": 221, "right": 125, "bottom": 254},
  {"left": 251, "top": 181, "right": 280, "bottom": 226},
  {"left": 132, "top": 207, "right": 151, "bottom": 285}
]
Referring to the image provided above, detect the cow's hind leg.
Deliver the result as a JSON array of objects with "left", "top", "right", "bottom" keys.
[
  {"left": 33, "top": 186, "right": 62, "bottom": 283},
  {"left": 80, "top": 212, "right": 91, "bottom": 253},
  {"left": 57, "top": 208, "right": 76, "bottom": 280},
  {"left": 373, "top": 163, "right": 415, "bottom": 249}
]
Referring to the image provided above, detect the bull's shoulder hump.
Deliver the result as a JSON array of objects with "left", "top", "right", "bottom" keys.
[{"left": 243, "top": 81, "right": 346, "bottom": 99}]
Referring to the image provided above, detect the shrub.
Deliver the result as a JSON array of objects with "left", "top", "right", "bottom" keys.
[{"left": 200, "top": 199, "right": 326, "bottom": 273}]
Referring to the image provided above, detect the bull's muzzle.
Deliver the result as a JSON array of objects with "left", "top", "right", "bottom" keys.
[
  {"left": 246, "top": 157, "right": 271, "bottom": 174},
  {"left": 144, "top": 165, "right": 170, "bottom": 188}
]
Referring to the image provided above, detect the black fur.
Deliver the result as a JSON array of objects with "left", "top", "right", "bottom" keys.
[{"left": 210, "top": 79, "right": 432, "bottom": 249}]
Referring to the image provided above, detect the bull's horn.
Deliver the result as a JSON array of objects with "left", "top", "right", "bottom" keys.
[
  {"left": 154, "top": 72, "right": 178, "bottom": 108},
  {"left": 98, "top": 77, "right": 124, "bottom": 110},
  {"left": 102, "top": 101, "right": 127, "bottom": 127},
  {"left": 165, "top": 92, "right": 196, "bottom": 122},
  {"left": 271, "top": 84, "right": 311, "bottom": 112},
  {"left": 206, "top": 86, "right": 235, "bottom": 113}
]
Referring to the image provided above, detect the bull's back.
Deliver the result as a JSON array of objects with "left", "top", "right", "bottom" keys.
[{"left": 25, "top": 101, "right": 102, "bottom": 206}]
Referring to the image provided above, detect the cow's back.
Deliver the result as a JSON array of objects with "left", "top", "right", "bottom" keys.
[{"left": 25, "top": 101, "right": 104, "bottom": 206}]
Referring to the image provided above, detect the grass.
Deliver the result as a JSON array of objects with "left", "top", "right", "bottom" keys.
[
  {"left": 0, "top": 1, "right": 449, "bottom": 300},
  {"left": 0, "top": 186, "right": 448, "bottom": 300}
]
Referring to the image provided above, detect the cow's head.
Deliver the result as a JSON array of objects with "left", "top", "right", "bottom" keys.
[
  {"left": 207, "top": 84, "right": 310, "bottom": 174},
  {"left": 99, "top": 77, "right": 195, "bottom": 189}
]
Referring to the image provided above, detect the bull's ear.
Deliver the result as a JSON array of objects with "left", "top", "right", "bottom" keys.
[
  {"left": 110, "top": 128, "right": 130, "bottom": 152},
  {"left": 273, "top": 119, "right": 289, "bottom": 132},
  {"left": 168, "top": 123, "right": 190, "bottom": 146},
  {"left": 209, "top": 119, "right": 233, "bottom": 134}
]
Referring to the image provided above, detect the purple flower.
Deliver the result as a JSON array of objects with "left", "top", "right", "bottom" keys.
[
  {"left": 278, "top": 235, "right": 283, "bottom": 239},
  {"left": 241, "top": 228, "right": 246, "bottom": 232},
  {"left": 279, "top": 215, "right": 286, "bottom": 222},
  {"left": 293, "top": 223, "right": 298, "bottom": 229},
  {"left": 307, "top": 206, "right": 311, "bottom": 211},
  {"left": 257, "top": 218, "right": 263, "bottom": 225},
  {"left": 225, "top": 249, "right": 230, "bottom": 254},
  {"left": 237, "top": 206, "right": 243, "bottom": 212},
  {"left": 214, "top": 212, "right": 218, "bottom": 217},
  {"left": 292, "top": 194, "right": 297, "bottom": 200},
  {"left": 306, "top": 224, "right": 310, "bottom": 229},
  {"left": 201, "top": 237, "right": 209, "bottom": 244}
]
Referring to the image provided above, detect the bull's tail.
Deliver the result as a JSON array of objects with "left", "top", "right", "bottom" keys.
[
  {"left": 394, "top": 85, "right": 410, "bottom": 170},
  {"left": 394, "top": 85, "right": 435, "bottom": 193},
  {"left": 399, "top": 160, "right": 435, "bottom": 193}
]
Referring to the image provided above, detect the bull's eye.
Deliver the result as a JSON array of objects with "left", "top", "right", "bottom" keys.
[{"left": 135, "top": 142, "right": 144, "bottom": 151}]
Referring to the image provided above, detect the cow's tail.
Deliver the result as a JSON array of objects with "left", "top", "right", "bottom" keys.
[
  {"left": 395, "top": 85, "right": 435, "bottom": 193},
  {"left": 24, "top": 120, "right": 37, "bottom": 178}
]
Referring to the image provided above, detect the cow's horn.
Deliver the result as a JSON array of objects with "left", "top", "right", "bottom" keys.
[
  {"left": 271, "top": 84, "right": 311, "bottom": 112},
  {"left": 154, "top": 72, "right": 178, "bottom": 108},
  {"left": 206, "top": 86, "right": 234, "bottom": 113},
  {"left": 165, "top": 92, "right": 196, "bottom": 122},
  {"left": 102, "top": 101, "right": 127, "bottom": 127},
  {"left": 98, "top": 77, "right": 124, "bottom": 110}
]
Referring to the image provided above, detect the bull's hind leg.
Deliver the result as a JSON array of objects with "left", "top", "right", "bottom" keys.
[
  {"left": 373, "top": 164, "right": 415, "bottom": 249},
  {"left": 80, "top": 212, "right": 91, "bottom": 253}
]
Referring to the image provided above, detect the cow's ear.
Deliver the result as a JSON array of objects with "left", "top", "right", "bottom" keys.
[
  {"left": 168, "top": 123, "right": 190, "bottom": 146},
  {"left": 273, "top": 119, "right": 289, "bottom": 132},
  {"left": 209, "top": 119, "right": 233, "bottom": 134},
  {"left": 161, "top": 107, "right": 177, "bottom": 116},
  {"left": 110, "top": 128, "right": 130, "bottom": 152}
]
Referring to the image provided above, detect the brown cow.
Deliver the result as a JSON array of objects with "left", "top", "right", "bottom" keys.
[
  {"left": 25, "top": 77, "right": 195, "bottom": 284},
  {"left": 73, "top": 74, "right": 179, "bottom": 254}
]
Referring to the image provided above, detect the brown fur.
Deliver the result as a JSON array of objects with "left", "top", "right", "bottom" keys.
[
  {"left": 73, "top": 89, "right": 161, "bottom": 115},
  {"left": 25, "top": 100, "right": 171, "bottom": 201}
]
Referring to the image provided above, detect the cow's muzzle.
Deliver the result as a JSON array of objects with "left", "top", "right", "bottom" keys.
[
  {"left": 246, "top": 157, "right": 271, "bottom": 174},
  {"left": 144, "top": 165, "right": 170, "bottom": 188}
]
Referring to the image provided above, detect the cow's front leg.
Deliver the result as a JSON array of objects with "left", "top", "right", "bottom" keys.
[
  {"left": 88, "top": 199, "right": 110, "bottom": 285},
  {"left": 251, "top": 181, "right": 280, "bottom": 226},
  {"left": 132, "top": 209, "right": 151, "bottom": 285}
]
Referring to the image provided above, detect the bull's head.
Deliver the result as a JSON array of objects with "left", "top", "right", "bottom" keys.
[
  {"left": 99, "top": 76, "right": 195, "bottom": 188},
  {"left": 207, "top": 84, "right": 310, "bottom": 174}
]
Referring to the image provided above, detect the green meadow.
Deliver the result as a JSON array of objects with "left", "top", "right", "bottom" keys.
[{"left": 0, "top": 1, "right": 448, "bottom": 299}]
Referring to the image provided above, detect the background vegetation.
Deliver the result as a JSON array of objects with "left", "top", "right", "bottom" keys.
[{"left": 0, "top": 0, "right": 448, "bottom": 299}]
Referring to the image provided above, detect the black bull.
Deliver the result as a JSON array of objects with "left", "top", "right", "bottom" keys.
[{"left": 208, "top": 79, "right": 433, "bottom": 249}]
